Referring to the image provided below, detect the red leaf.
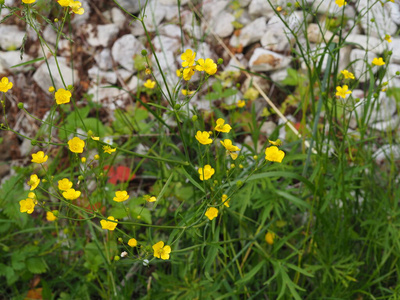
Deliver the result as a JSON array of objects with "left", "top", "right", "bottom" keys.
[{"left": 104, "top": 165, "right": 135, "bottom": 185}]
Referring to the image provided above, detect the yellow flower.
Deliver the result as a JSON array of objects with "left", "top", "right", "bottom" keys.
[
  {"left": 265, "top": 146, "right": 285, "bottom": 163},
  {"left": 182, "top": 89, "right": 194, "bottom": 96},
  {"left": 55, "top": 88, "right": 71, "bottom": 105},
  {"left": 196, "top": 58, "right": 217, "bottom": 75},
  {"left": 220, "top": 139, "right": 240, "bottom": 152},
  {"left": 0, "top": 77, "right": 13, "bottom": 93},
  {"left": 335, "top": 0, "right": 347, "bottom": 7},
  {"left": 28, "top": 192, "right": 36, "bottom": 202},
  {"left": 58, "top": 0, "right": 71, "bottom": 6},
  {"left": 384, "top": 35, "right": 392, "bottom": 43},
  {"left": 27, "top": 174, "right": 40, "bottom": 191},
  {"left": 31, "top": 151, "right": 48, "bottom": 164},
  {"left": 69, "top": 1, "right": 84, "bottom": 14},
  {"left": 91, "top": 136, "right": 100, "bottom": 141},
  {"left": 237, "top": 100, "right": 245, "bottom": 108},
  {"left": 183, "top": 67, "right": 195, "bottom": 81},
  {"left": 215, "top": 118, "right": 232, "bottom": 133},
  {"left": 22, "top": 0, "right": 36, "bottom": 3},
  {"left": 48, "top": 86, "right": 55, "bottom": 93},
  {"left": 176, "top": 68, "right": 183, "bottom": 77},
  {"left": 152, "top": 241, "right": 171, "bottom": 260},
  {"left": 336, "top": 85, "right": 352, "bottom": 98},
  {"left": 143, "top": 79, "right": 156, "bottom": 89},
  {"left": 229, "top": 152, "right": 238, "bottom": 160},
  {"left": 181, "top": 49, "right": 196, "bottom": 68},
  {"left": 145, "top": 68, "right": 151, "bottom": 75},
  {"left": 265, "top": 231, "right": 276, "bottom": 245},
  {"left": 68, "top": 137, "right": 85, "bottom": 153},
  {"left": 103, "top": 145, "right": 116, "bottom": 154},
  {"left": 195, "top": 131, "right": 213, "bottom": 145},
  {"left": 62, "top": 188, "right": 81, "bottom": 200},
  {"left": 58, "top": 178, "right": 73, "bottom": 191},
  {"left": 205, "top": 207, "right": 218, "bottom": 220},
  {"left": 144, "top": 195, "right": 156, "bottom": 202},
  {"left": 222, "top": 194, "right": 230, "bottom": 207},
  {"left": 268, "top": 139, "right": 282, "bottom": 146},
  {"left": 94, "top": 154, "right": 100, "bottom": 160},
  {"left": 81, "top": 157, "right": 87, "bottom": 163},
  {"left": 340, "top": 70, "right": 355, "bottom": 79},
  {"left": 46, "top": 211, "right": 57, "bottom": 221},
  {"left": 128, "top": 238, "right": 137, "bottom": 247},
  {"left": 113, "top": 190, "right": 129, "bottom": 202},
  {"left": 20, "top": 198, "right": 36, "bottom": 214},
  {"left": 372, "top": 57, "right": 385, "bottom": 66},
  {"left": 100, "top": 216, "right": 118, "bottom": 231},
  {"left": 198, "top": 164, "right": 215, "bottom": 181}
]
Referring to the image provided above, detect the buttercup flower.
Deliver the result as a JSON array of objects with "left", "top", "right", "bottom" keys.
[
  {"left": 68, "top": 137, "right": 85, "bottom": 153},
  {"left": 28, "top": 192, "right": 37, "bottom": 203},
  {"left": 335, "top": 0, "right": 347, "bottom": 7},
  {"left": 0, "top": 77, "right": 13, "bottom": 93},
  {"left": 237, "top": 100, "right": 245, "bottom": 108},
  {"left": 100, "top": 216, "right": 118, "bottom": 231},
  {"left": 62, "top": 188, "right": 81, "bottom": 200},
  {"left": 48, "top": 86, "right": 55, "bottom": 93},
  {"left": 143, "top": 79, "right": 156, "bottom": 89},
  {"left": 152, "top": 241, "right": 171, "bottom": 260},
  {"left": 128, "top": 238, "right": 137, "bottom": 247},
  {"left": 341, "top": 70, "right": 355, "bottom": 79},
  {"left": 198, "top": 165, "right": 215, "bottom": 181},
  {"left": 229, "top": 153, "right": 238, "bottom": 160},
  {"left": 182, "top": 89, "right": 194, "bottom": 96},
  {"left": 31, "top": 151, "right": 48, "bottom": 164},
  {"left": 265, "top": 146, "right": 285, "bottom": 163},
  {"left": 58, "top": 178, "right": 73, "bottom": 191},
  {"left": 58, "top": 0, "right": 71, "bottom": 6},
  {"left": 46, "top": 211, "right": 57, "bottom": 221},
  {"left": 103, "top": 145, "right": 116, "bottom": 154},
  {"left": 113, "top": 190, "right": 129, "bottom": 202},
  {"left": 55, "top": 88, "right": 71, "bottom": 105},
  {"left": 69, "top": 1, "right": 84, "bottom": 14},
  {"left": 20, "top": 198, "right": 36, "bottom": 214},
  {"left": 145, "top": 68, "right": 151, "bottom": 75},
  {"left": 265, "top": 231, "right": 276, "bottom": 245},
  {"left": 176, "top": 68, "right": 183, "bottom": 77},
  {"left": 181, "top": 49, "right": 196, "bottom": 68},
  {"left": 215, "top": 118, "right": 232, "bottom": 133},
  {"left": 336, "top": 85, "right": 352, "bottom": 99},
  {"left": 91, "top": 136, "right": 100, "bottom": 141},
  {"left": 220, "top": 139, "right": 240, "bottom": 152},
  {"left": 384, "top": 35, "right": 392, "bottom": 43},
  {"left": 269, "top": 139, "right": 282, "bottom": 146},
  {"left": 144, "top": 195, "right": 156, "bottom": 202},
  {"left": 183, "top": 67, "right": 195, "bottom": 81},
  {"left": 205, "top": 207, "right": 218, "bottom": 220},
  {"left": 222, "top": 194, "right": 230, "bottom": 207},
  {"left": 372, "top": 57, "right": 385, "bottom": 66},
  {"left": 22, "top": 0, "right": 36, "bottom": 3},
  {"left": 195, "top": 131, "right": 213, "bottom": 145},
  {"left": 28, "top": 174, "right": 40, "bottom": 191},
  {"left": 196, "top": 58, "right": 217, "bottom": 75}
]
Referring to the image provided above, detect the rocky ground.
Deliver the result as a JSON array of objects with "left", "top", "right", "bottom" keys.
[{"left": 0, "top": 0, "right": 399, "bottom": 180}]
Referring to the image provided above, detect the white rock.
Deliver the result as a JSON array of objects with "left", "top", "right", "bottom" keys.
[
  {"left": 358, "top": 2, "right": 397, "bottom": 37},
  {"left": 126, "top": 76, "right": 142, "bottom": 93},
  {"left": 152, "top": 35, "right": 180, "bottom": 53},
  {"left": 349, "top": 49, "right": 377, "bottom": 83},
  {"left": 116, "top": 69, "right": 133, "bottom": 81},
  {"left": 230, "top": 17, "right": 267, "bottom": 48},
  {"left": 196, "top": 42, "right": 215, "bottom": 60},
  {"left": 142, "top": 2, "right": 166, "bottom": 32},
  {"left": 116, "top": 0, "right": 142, "bottom": 13},
  {"left": 249, "top": 48, "right": 291, "bottom": 71},
  {"left": 88, "top": 66, "right": 117, "bottom": 84},
  {"left": 112, "top": 34, "right": 144, "bottom": 72},
  {"left": 307, "top": 23, "right": 337, "bottom": 44},
  {"left": 373, "top": 144, "right": 400, "bottom": 162},
  {"left": 249, "top": 0, "right": 282, "bottom": 18},
  {"left": 88, "top": 84, "right": 128, "bottom": 103},
  {"left": 0, "top": 51, "right": 33, "bottom": 72},
  {"left": 163, "top": 5, "right": 179, "bottom": 21},
  {"left": 370, "top": 116, "right": 400, "bottom": 131},
  {"left": 212, "top": 12, "right": 235, "bottom": 38},
  {"left": 95, "top": 48, "right": 113, "bottom": 70},
  {"left": 260, "top": 121, "right": 277, "bottom": 136},
  {"left": 159, "top": 24, "right": 182, "bottom": 39},
  {"left": 238, "top": 0, "right": 252, "bottom": 7},
  {"left": 312, "top": 0, "right": 354, "bottom": 16},
  {"left": 346, "top": 34, "right": 385, "bottom": 54},
  {"left": 160, "top": 0, "right": 189, "bottom": 5},
  {"left": 390, "top": 38, "right": 400, "bottom": 63},
  {"left": 33, "top": 57, "right": 79, "bottom": 93},
  {"left": 111, "top": 8, "right": 127, "bottom": 29},
  {"left": 85, "top": 24, "right": 119, "bottom": 47},
  {"left": 224, "top": 54, "right": 248, "bottom": 72},
  {"left": 131, "top": 22, "right": 146, "bottom": 36},
  {"left": 386, "top": 2, "right": 400, "bottom": 25},
  {"left": 271, "top": 68, "right": 289, "bottom": 83},
  {"left": 202, "top": 0, "right": 229, "bottom": 20},
  {"left": 261, "top": 28, "right": 290, "bottom": 52},
  {"left": 0, "top": 25, "right": 25, "bottom": 50},
  {"left": 43, "top": 25, "right": 57, "bottom": 45},
  {"left": 151, "top": 51, "right": 177, "bottom": 91},
  {"left": 384, "top": 63, "right": 400, "bottom": 88},
  {"left": 71, "top": 0, "right": 90, "bottom": 27}
]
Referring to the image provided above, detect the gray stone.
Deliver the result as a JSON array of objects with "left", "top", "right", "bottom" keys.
[
  {"left": 386, "top": 2, "right": 400, "bottom": 25},
  {"left": 111, "top": 8, "right": 127, "bottom": 29},
  {"left": 346, "top": 34, "right": 385, "bottom": 54},
  {"left": 142, "top": 2, "right": 166, "bottom": 32},
  {"left": 261, "top": 28, "right": 290, "bottom": 52},
  {"left": 43, "top": 25, "right": 57, "bottom": 45},
  {"left": 357, "top": 1, "right": 397, "bottom": 37},
  {"left": 152, "top": 35, "right": 180, "bottom": 53},
  {"left": 163, "top": 5, "right": 179, "bottom": 21},
  {"left": 203, "top": 1, "right": 229, "bottom": 20},
  {"left": 373, "top": 144, "right": 400, "bottom": 162},
  {"left": 307, "top": 23, "right": 337, "bottom": 44},
  {"left": 85, "top": 24, "right": 119, "bottom": 47},
  {"left": 390, "top": 38, "right": 400, "bottom": 63},
  {"left": 112, "top": 34, "right": 144, "bottom": 72},
  {"left": 349, "top": 49, "right": 377, "bottom": 83},
  {"left": 33, "top": 57, "right": 79, "bottom": 93},
  {"left": 249, "top": 48, "right": 291, "bottom": 71},
  {"left": 212, "top": 12, "right": 235, "bottom": 38},
  {"left": 95, "top": 48, "right": 113, "bottom": 70},
  {"left": 249, "top": 0, "right": 280, "bottom": 18},
  {"left": 116, "top": 0, "right": 142, "bottom": 13},
  {"left": 271, "top": 68, "right": 289, "bottom": 83},
  {"left": 160, "top": 0, "right": 189, "bottom": 5},
  {"left": 0, "top": 25, "right": 25, "bottom": 50},
  {"left": 88, "top": 66, "right": 117, "bottom": 84},
  {"left": 230, "top": 17, "right": 267, "bottom": 48},
  {"left": 0, "top": 51, "right": 33, "bottom": 72},
  {"left": 88, "top": 84, "right": 128, "bottom": 104},
  {"left": 159, "top": 24, "right": 182, "bottom": 39},
  {"left": 260, "top": 121, "right": 277, "bottom": 136}
]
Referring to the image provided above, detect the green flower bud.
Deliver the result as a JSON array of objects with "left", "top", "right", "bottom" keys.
[
  {"left": 17, "top": 102, "right": 24, "bottom": 109},
  {"left": 31, "top": 140, "right": 37, "bottom": 146},
  {"left": 67, "top": 85, "right": 73, "bottom": 90},
  {"left": 217, "top": 58, "right": 223, "bottom": 65},
  {"left": 174, "top": 104, "right": 181, "bottom": 110},
  {"left": 118, "top": 238, "right": 123, "bottom": 243},
  {"left": 87, "top": 130, "right": 93, "bottom": 137},
  {"left": 396, "top": 71, "right": 400, "bottom": 76},
  {"left": 192, "top": 115, "right": 198, "bottom": 122},
  {"left": 78, "top": 175, "right": 84, "bottom": 181},
  {"left": 114, "top": 256, "right": 120, "bottom": 261},
  {"left": 52, "top": 210, "right": 59, "bottom": 216},
  {"left": 236, "top": 180, "right": 243, "bottom": 188},
  {"left": 388, "top": 51, "right": 393, "bottom": 55},
  {"left": 371, "top": 18, "right": 375, "bottom": 22},
  {"left": 141, "top": 49, "right": 148, "bottom": 56}
]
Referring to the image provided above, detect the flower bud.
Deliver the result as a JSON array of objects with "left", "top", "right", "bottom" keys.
[
  {"left": 114, "top": 256, "right": 120, "bottom": 261},
  {"left": 174, "top": 104, "right": 181, "bottom": 110},
  {"left": 191, "top": 115, "right": 198, "bottom": 122},
  {"left": 31, "top": 140, "right": 37, "bottom": 146},
  {"left": 141, "top": 49, "right": 148, "bottom": 56},
  {"left": 17, "top": 102, "right": 24, "bottom": 109},
  {"left": 217, "top": 58, "right": 223, "bottom": 65},
  {"left": 236, "top": 180, "right": 243, "bottom": 188},
  {"left": 78, "top": 175, "right": 84, "bottom": 181},
  {"left": 81, "top": 157, "right": 86, "bottom": 163},
  {"left": 94, "top": 154, "right": 100, "bottom": 160}
]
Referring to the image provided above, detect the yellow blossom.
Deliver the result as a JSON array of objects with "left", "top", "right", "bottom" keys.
[
  {"left": 372, "top": 57, "right": 385, "bottom": 66},
  {"left": 22, "top": 0, "right": 36, "bottom": 3},
  {"left": 62, "top": 188, "right": 81, "bottom": 200},
  {"left": 237, "top": 100, "right": 246, "bottom": 108},
  {"left": 268, "top": 139, "right": 282, "bottom": 146},
  {"left": 69, "top": 1, "right": 84, "bottom": 14},
  {"left": 100, "top": 216, "right": 118, "bottom": 231},
  {"left": 195, "top": 131, "right": 213, "bottom": 145},
  {"left": 20, "top": 198, "right": 36, "bottom": 214},
  {"left": 220, "top": 139, "right": 240, "bottom": 152},
  {"left": 31, "top": 151, "right": 48, "bottom": 164},
  {"left": 48, "top": 86, "right": 55, "bottom": 93},
  {"left": 205, "top": 207, "right": 218, "bottom": 220},
  {"left": 58, "top": 0, "right": 71, "bottom": 6},
  {"left": 28, "top": 192, "right": 36, "bottom": 202},
  {"left": 58, "top": 178, "right": 73, "bottom": 191},
  {"left": 0, "top": 77, "right": 13, "bottom": 93},
  {"left": 81, "top": 157, "right": 86, "bottom": 163},
  {"left": 222, "top": 194, "right": 230, "bottom": 207},
  {"left": 145, "top": 68, "right": 151, "bottom": 75},
  {"left": 336, "top": 85, "right": 352, "bottom": 98},
  {"left": 143, "top": 79, "right": 156, "bottom": 89},
  {"left": 113, "top": 190, "right": 129, "bottom": 202},
  {"left": 196, "top": 58, "right": 217, "bottom": 75},
  {"left": 215, "top": 118, "right": 232, "bottom": 133},
  {"left": 152, "top": 241, "right": 171, "bottom": 260},
  {"left": 384, "top": 35, "right": 392, "bottom": 43},
  {"left": 46, "top": 211, "right": 57, "bottom": 221},
  {"left": 341, "top": 70, "right": 355, "bottom": 79},
  {"left": 68, "top": 137, "right": 85, "bottom": 153},
  {"left": 176, "top": 68, "right": 183, "bottom": 77},
  {"left": 181, "top": 49, "right": 196, "bottom": 68},
  {"left": 55, "top": 88, "right": 71, "bottom": 105},
  {"left": 182, "top": 89, "right": 194, "bottom": 96},
  {"left": 128, "top": 238, "right": 137, "bottom": 247},
  {"left": 265, "top": 231, "right": 276, "bottom": 245},
  {"left": 229, "top": 152, "right": 238, "bottom": 160},
  {"left": 103, "top": 145, "right": 116, "bottom": 154},
  {"left": 183, "top": 67, "right": 195, "bottom": 81},
  {"left": 144, "top": 195, "right": 156, "bottom": 202},
  {"left": 198, "top": 164, "right": 215, "bottom": 181},
  {"left": 335, "top": 0, "right": 347, "bottom": 7},
  {"left": 265, "top": 146, "right": 285, "bottom": 163},
  {"left": 91, "top": 136, "right": 100, "bottom": 141},
  {"left": 94, "top": 154, "right": 100, "bottom": 160},
  {"left": 27, "top": 174, "right": 40, "bottom": 191}
]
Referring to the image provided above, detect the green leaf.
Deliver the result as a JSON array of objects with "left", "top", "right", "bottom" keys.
[
  {"left": 275, "top": 190, "right": 311, "bottom": 210},
  {"left": 26, "top": 257, "right": 48, "bottom": 274},
  {"left": 11, "top": 57, "right": 44, "bottom": 68},
  {"left": 235, "top": 261, "right": 265, "bottom": 285},
  {"left": 180, "top": 167, "right": 205, "bottom": 193}
]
